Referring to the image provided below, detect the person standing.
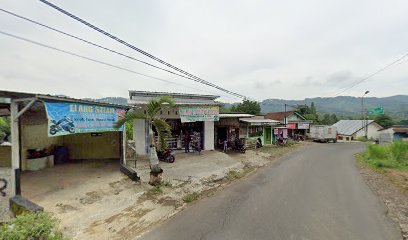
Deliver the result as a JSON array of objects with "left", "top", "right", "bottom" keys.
[
  {"left": 184, "top": 131, "right": 190, "bottom": 153},
  {"left": 223, "top": 139, "right": 228, "bottom": 153}
]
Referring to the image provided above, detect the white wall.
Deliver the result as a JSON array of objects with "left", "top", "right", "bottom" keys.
[
  {"left": 204, "top": 121, "right": 215, "bottom": 150},
  {"left": 133, "top": 119, "right": 147, "bottom": 156},
  {"left": 354, "top": 123, "right": 382, "bottom": 140}
]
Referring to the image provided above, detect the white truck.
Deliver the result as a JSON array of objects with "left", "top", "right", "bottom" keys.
[{"left": 309, "top": 125, "right": 337, "bottom": 143}]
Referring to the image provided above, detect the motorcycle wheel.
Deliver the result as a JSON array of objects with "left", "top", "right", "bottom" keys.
[
  {"left": 68, "top": 127, "right": 75, "bottom": 133},
  {"left": 169, "top": 155, "right": 175, "bottom": 163},
  {"left": 49, "top": 128, "right": 57, "bottom": 135}
]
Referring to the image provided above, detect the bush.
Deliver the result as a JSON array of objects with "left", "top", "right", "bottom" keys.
[
  {"left": 0, "top": 212, "right": 65, "bottom": 240},
  {"left": 361, "top": 141, "right": 408, "bottom": 170}
]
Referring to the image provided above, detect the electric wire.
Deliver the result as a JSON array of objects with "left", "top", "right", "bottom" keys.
[
  {"left": 38, "top": 0, "right": 250, "bottom": 100},
  {"left": 0, "top": 30, "right": 239, "bottom": 100},
  {"left": 0, "top": 8, "right": 198, "bottom": 83},
  {"left": 334, "top": 52, "right": 408, "bottom": 96}
]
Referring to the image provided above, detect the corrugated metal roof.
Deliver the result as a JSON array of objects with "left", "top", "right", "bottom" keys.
[
  {"left": 219, "top": 113, "right": 254, "bottom": 118},
  {"left": 239, "top": 118, "right": 280, "bottom": 123},
  {"left": 0, "top": 90, "right": 130, "bottom": 108},
  {"left": 129, "top": 90, "right": 219, "bottom": 100},
  {"left": 332, "top": 120, "right": 375, "bottom": 135}
]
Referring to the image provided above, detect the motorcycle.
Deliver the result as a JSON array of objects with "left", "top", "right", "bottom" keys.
[
  {"left": 49, "top": 116, "right": 75, "bottom": 135},
  {"left": 231, "top": 139, "right": 246, "bottom": 153},
  {"left": 157, "top": 149, "right": 175, "bottom": 163}
]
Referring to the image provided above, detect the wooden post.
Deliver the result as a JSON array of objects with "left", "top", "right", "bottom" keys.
[{"left": 10, "top": 100, "right": 20, "bottom": 196}]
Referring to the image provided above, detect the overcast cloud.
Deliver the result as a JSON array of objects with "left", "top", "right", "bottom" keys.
[{"left": 0, "top": 0, "right": 407, "bottom": 102}]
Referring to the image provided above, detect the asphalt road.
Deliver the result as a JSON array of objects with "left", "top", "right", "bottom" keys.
[{"left": 140, "top": 143, "right": 402, "bottom": 240}]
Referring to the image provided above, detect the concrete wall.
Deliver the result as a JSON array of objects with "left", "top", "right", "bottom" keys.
[
  {"left": 354, "top": 123, "right": 382, "bottom": 140},
  {"left": 62, "top": 132, "right": 120, "bottom": 160},
  {"left": 204, "top": 121, "right": 214, "bottom": 150},
  {"left": 133, "top": 119, "right": 148, "bottom": 155},
  {"left": 21, "top": 123, "right": 63, "bottom": 170},
  {"left": 0, "top": 146, "right": 11, "bottom": 167},
  {"left": 0, "top": 168, "right": 13, "bottom": 222}
]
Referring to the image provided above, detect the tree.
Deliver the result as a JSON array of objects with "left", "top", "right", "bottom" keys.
[
  {"left": 115, "top": 96, "right": 175, "bottom": 179},
  {"left": 321, "top": 114, "right": 331, "bottom": 125},
  {"left": 231, "top": 100, "right": 261, "bottom": 115},
  {"left": 0, "top": 117, "right": 10, "bottom": 141},
  {"left": 374, "top": 114, "right": 394, "bottom": 128},
  {"left": 330, "top": 114, "right": 338, "bottom": 124}
]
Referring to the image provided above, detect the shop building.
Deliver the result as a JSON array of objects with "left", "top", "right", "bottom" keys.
[
  {"left": 265, "top": 111, "right": 311, "bottom": 138},
  {"left": 0, "top": 90, "right": 131, "bottom": 221},
  {"left": 128, "top": 91, "right": 221, "bottom": 155}
]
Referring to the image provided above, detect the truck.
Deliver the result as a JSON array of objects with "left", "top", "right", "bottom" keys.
[{"left": 309, "top": 125, "right": 337, "bottom": 143}]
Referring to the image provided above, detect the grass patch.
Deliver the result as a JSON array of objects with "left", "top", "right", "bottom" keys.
[
  {"left": 150, "top": 185, "right": 163, "bottom": 194},
  {"left": 226, "top": 170, "right": 246, "bottom": 181},
  {"left": 358, "top": 141, "right": 408, "bottom": 170},
  {"left": 182, "top": 192, "right": 200, "bottom": 203},
  {"left": 0, "top": 212, "right": 65, "bottom": 240}
]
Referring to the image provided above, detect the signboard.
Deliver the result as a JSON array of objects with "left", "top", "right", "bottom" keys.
[
  {"left": 179, "top": 106, "right": 219, "bottom": 123},
  {"left": 297, "top": 123, "right": 310, "bottom": 129},
  {"left": 368, "top": 107, "right": 384, "bottom": 116},
  {"left": 44, "top": 102, "right": 125, "bottom": 137},
  {"left": 287, "top": 123, "right": 297, "bottom": 129}
]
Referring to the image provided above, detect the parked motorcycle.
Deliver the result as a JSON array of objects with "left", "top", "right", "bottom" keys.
[
  {"left": 49, "top": 116, "right": 75, "bottom": 135},
  {"left": 231, "top": 139, "right": 246, "bottom": 153},
  {"left": 157, "top": 149, "right": 175, "bottom": 163}
]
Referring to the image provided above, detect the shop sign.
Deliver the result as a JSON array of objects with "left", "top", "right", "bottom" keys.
[
  {"left": 44, "top": 102, "right": 125, "bottom": 137},
  {"left": 297, "top": 123, "right": 310, "bottom": 129},
  {"left": 179, "top": 106, "right": 219, "bottom": 123},
  {"left": 287, "top": 123, "right": 297, "bottom": 129}
]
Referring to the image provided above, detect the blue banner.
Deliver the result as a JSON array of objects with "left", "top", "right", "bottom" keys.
[{"left": 44, "top": 102, "right": 125, "bottom": 137}]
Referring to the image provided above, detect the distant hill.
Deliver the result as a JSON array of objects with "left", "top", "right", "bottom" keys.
[
  {"left": 84, "top": 97, "right": 128, "bottom": 105},
  {"left": 259, "top": 95, "right": 408, "bottom": 119}
]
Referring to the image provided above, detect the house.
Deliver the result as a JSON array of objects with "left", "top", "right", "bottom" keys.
[
  {"left": 332, "top": 120, "right": 383, "bottom": 141},
  {"left": 264, "top": 111, "right": 311, "bottom": 138},
  {"left": 378, "top": 125, "right": 408, "bottom": 143},
  {"left": 128, "top": 91, "right": 221, "bottom": 155}
]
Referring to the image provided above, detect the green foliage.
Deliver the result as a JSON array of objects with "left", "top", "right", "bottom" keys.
[
  {"left": 374, "top": 114, "right": 394, "bottom": 128},
  {"left": 182, "top": 192, "right": 200, "bottom": 203},
  {"left": 359, "top": 141, "right": 408, "bottom": 170},
  {"left": 125, "top": 121, "right": 133, "bottom": 140},
  {"left": 219, "top": 104, "right": 232, "bottom": 113},
  {"left": 114, "top": 96, "right": 175, "bottom": 151},
  {"left": 0, "top": 212, "right": 65, "bottom": 240},
  {"left": 0, "top": 117, "right": 10, "bottom": 140},
  {"left": 399, "top": 119, "right": 408, "bottom": 125},
  {"left": 151, "top": 185, "right": 162, "bottom": 193},
  {"left": 231, "top": 100, "right": 261, "bottom": 115}
]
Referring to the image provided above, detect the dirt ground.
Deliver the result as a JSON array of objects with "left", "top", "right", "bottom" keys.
[
  {"left": 358, "top": 164, "right": 408, "bottom": 239},
  {"left": 21, "top": 142, "right": 306, "bottom": 239}
]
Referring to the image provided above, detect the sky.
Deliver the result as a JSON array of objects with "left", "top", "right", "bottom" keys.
[{"left": 0, "top": 0, "right": 407, "bottom": 103}]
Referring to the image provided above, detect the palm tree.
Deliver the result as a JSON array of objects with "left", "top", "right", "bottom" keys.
[{"left": 115, "top": 96, "right": 175, "bottom": 175}]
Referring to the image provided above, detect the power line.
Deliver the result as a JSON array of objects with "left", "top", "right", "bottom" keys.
[
  {"left": 0, "top": 30, "right": 239, "bottom": 100},
  {"left": 38, "top": 0, "right": 250, "bottom": 100},
  {"left": 334, "top": 52, "right": 408, "bottom": 96},
  {"left": 0, "top": 8, "right": 197, "bottom": 82}
]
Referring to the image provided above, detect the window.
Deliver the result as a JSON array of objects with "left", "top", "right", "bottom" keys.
[{"left": 168, "top": 111, "right": 170, "bottom": 115}]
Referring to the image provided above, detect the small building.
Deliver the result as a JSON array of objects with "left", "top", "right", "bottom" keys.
[
  {"left": 332, "top": 120, "right": 383, "bottom": 141},
  {"left": 264, "top": 111, "right": 311, "bottom": 138},
  {"left": 215, "top": 113, "right": 254, "bottom": 149},
  {"left": 239, "top": 117, "right": 280, "bottom": 145},
  {"left": 0, "top": 90, "right": 131, "bottom": 222},
  {"left": 128, "top": 91, "right": 221, "bottom": 155},
  {"left": 378, "top": 125, "right": 408, "bottom": 143}
]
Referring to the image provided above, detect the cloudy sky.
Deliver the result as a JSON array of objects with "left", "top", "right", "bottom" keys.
[{"left": 0, "top": 0, "right": 407, "bottom": 102}]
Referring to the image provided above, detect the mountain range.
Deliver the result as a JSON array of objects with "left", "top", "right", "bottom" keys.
[{"left": 87, "top": 95, "right": 408, "bottom": 120}]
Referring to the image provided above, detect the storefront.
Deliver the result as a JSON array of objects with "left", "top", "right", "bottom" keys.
[
  {"left": 215, "top": 114, "right": 254, "bottom": 149},
  {"left": 129, "top": 91, "right": 220, "bottom": 155},
  {"left": 0, "top": 90, "right": 130, "bottom": 221},
  {"left": 239, "top": 118, "right": 280, "bottom": 145}
]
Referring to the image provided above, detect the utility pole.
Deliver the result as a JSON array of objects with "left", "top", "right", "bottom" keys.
[{"left": 361, "top": 91, "right": 369, "bottom": 139}]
